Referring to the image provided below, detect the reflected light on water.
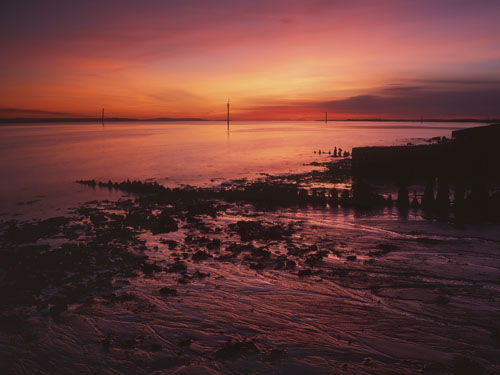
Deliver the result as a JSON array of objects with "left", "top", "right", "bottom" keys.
[{"left": 0, "top": 120, "right": 480, "bottom": 218}]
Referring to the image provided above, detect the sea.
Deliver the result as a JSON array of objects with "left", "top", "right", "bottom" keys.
[{"left": 0, "top": 120, "right": 482, "bottom": 218}]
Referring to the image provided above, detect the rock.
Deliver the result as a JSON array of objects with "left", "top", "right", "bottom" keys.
[
  {"left": 226, "top": 243, "right": 255, "bottom": 254},
  {"left": 167, "top": 261, "right": 187, "bottom": 273},
  {"left": 206, "top": 238, "right": 221, "bottom": 250},
  {"left": 229, "top": 220, "right": 293, "bottom": 241},
  {"left": 192, "top": 250, "right": 211, "bottom": 261},
  {"left": 160, "top": 239, "right": 178, "bottom": 249},
  {"left": 142, "top": 262, "right": 162, "bottom": 274},
  {"left": 159, "top": 287, "right": 178, "bottom": 297},
  {"left": 151, "top": 343, "right": 163, "bottom": 351},
  {"left": 49, "top": 301, "right": 68, "bottom": 319},
  {"left": 178, "top": 338, "right": 192, "bottom": 347},
  {"left": 250, "top": 262, "right": 265, "bottom": 270},
  {"left": 193, "top": 270, "right": 210, "bottom": 279},
  {"left": 368, "top": 243, "right": 397, "bottom": 257},
  {"left": 214, "top": 339, "right": 259, "bottom": 360},
  {"left": 298, "top": 268, "right": 312, "bottom": 277},
  {"left": 151, "top": 212, "right": 178, "bottom": 234},
  {"left": 266, "top": 348, "right": 284, "bottom": 361},
  {"left": 452, "top": 356, "right": 484, "bottom": 375},
  {"left": 305, "top": 251, "right": 327, "bottom": 266}
]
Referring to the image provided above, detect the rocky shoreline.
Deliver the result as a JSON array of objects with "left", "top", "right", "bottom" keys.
[{"left": 1, "top": 156, "right": 500, "bottom": 374}]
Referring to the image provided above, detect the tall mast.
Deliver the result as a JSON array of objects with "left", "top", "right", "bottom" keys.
[
  {"left": 102, "top": 108, "right": 104, "bottom": 124},
  {"left": 227, "top": 99, "right": 230, "bottom": 130},
  {"left": 325, "top": 111, "right": 328, "bottom": 124}
]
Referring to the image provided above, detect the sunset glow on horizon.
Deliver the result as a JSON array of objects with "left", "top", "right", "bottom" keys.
[{"left": 2, "top": 0, "right": 500, "bottom": 120}]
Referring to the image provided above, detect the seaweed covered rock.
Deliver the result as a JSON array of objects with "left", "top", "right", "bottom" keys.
[
  {"left": 3, "top": 217, "right": 71, "bottom": 244},
  {"left": 150, "top": 211, "right": 178, "bottom": 234},
  {"left": 214, "top": 338, "right": 259, "bottom": 360},
  {"left": 229, "top": 220, "right": 294, "bottom": 241},
  {"left": 159, "top": 287, "right": 178, "bottom": 297}
]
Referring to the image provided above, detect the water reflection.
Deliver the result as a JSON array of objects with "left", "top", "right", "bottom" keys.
[{"left": 0, "top": 120, "right": 480, "bottom": 218}]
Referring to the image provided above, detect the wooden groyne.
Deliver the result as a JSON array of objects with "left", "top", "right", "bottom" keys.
[{"left": 351, "top": 123, "right": 500, "bottom": 182}]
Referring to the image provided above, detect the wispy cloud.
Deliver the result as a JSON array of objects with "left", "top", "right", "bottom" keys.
[
  {"left": 238, "top": 80, "right": 500, "bottom": 119},
  {"left": 321, "top": 88, "right": 500, "bottom": 117}
]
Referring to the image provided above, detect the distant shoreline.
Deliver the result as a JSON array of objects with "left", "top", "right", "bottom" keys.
[
  {"left": 320, "top": 118, "right": 499, "bottom": 123},
  {"left": 0, "top": 117, "right": 498, "bottom": 124},
  {"left": 0, "top": 117, "right": 209, "bottom": 124}
]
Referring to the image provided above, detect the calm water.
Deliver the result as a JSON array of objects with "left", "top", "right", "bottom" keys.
[{"left": 0, "top": 120, "right": 480, "bottom": 218}]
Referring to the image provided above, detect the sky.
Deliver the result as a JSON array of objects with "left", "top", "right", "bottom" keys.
[{"left": 1, "top": 0, "right": 500, "bottom": 120}]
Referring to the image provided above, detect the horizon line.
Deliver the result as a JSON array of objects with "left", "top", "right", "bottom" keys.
[{"left": 1, "top": 117, "right": 499, "bottom": 124}]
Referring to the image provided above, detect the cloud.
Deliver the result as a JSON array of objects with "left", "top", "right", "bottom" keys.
[
  {"left": 238, "top": 80, "right": 500, "bottom": 119},
  {"left": 320, "top": 87, "right": 500, "bottom": 117},
  {"left": 414, "top": 78, "right": 500, "bottom": 86},
  {"left": 380, "top": 85, "right": 424, "bottom": 94}
]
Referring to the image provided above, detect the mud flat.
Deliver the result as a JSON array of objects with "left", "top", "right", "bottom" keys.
[{"left": 1, "top": 145, "right": 500, "bottom": 374}]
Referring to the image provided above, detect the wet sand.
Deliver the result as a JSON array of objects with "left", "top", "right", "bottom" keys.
[{"left": 1, "top": 162, "right": 499, "bottom": 375}]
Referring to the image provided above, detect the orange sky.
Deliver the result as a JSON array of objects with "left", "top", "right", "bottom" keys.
[{"left": 1, "top": 0, "right": 500, "bottom": 120}]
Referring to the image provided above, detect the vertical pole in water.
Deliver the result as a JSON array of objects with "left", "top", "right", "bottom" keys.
[
  {"left": 227, "top": 99, "right": 230, "bottom": 130},
  {"left": 325, "top": 112, "right": 328, "bottom": 124},
  {"left": 102, "top": 108, "right": 104, "bottom": 125}
]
